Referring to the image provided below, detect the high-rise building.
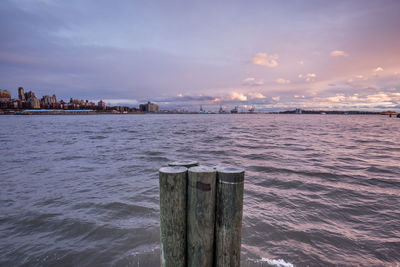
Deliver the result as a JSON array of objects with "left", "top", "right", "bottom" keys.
[
  {"left": 139, "top": 101, "right": 159, "bottom": 112},
  {"left": 28, "top": 97, "right": 40, "bottom": 109},
  {"left": 22, "top": 90, "right": 40, "bottom": 109},
  {"left": 18, "top": 87, "right": 25, "bottom": 101},
  {"left": 98, "top": 100, "right": 106, "bottom": 110},
  {"left": 24, "top": 91, "right": 36, "bottom": 100}
]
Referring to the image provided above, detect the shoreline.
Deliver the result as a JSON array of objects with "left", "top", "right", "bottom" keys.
[{"left": 0, "top": 110, "right": 391, "bottom": 116}]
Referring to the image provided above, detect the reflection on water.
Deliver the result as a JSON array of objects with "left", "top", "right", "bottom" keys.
[{"left": 0, "top": 114, "right": 399, "bottom": 266}]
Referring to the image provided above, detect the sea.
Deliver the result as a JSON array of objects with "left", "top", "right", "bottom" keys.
[{"left": 0, "top": 114, "right": 399, "bottom": 266}]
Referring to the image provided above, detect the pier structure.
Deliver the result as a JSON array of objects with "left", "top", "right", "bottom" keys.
[{"left": 159, "top": 161, "right": 245, "bottom": 267}]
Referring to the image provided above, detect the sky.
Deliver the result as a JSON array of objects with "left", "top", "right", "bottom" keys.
[{"left": 1, "top": 0, "right": 400, "bottom": 111}]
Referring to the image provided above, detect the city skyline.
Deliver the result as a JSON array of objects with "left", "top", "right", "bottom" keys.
[
  {"left": 1, "top": 0, "right": 400, "bottom": 111},
  {"left": 1, "top": 86, "right": 162, "bottom": 113}
]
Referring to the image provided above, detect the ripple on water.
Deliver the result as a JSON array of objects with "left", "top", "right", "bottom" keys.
[
  {"left": 1, "top": 114, "right": 400, "bottom": 266},
  {"left": 88, "top": 135, "right": 107, "bottom": 140}
]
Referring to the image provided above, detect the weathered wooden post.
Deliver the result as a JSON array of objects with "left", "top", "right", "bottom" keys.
[
  {"left": 168, "top": 160, "right": 199, "bottom": 168},
  {"left": 159, "top": 166, "right": 188, "bottom": 267},
  {"left": 187, "top": 166, "right": 217, "bottom": 267},
  {"left": 215, "top": 166, "right": 245, "bottom": 267}
]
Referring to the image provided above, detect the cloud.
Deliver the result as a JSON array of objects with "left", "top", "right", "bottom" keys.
[
  {"left": 272, "top": 96, "right": 280, "bottom": 102},
  {"left": 155, "top": 94, "right": 218, "bottom": 104},
  {"left": 276, "top": 78, "right": 291, "bottom": 84},
  {"left": 154, "top": 89, "right": 400, "bottom": 112},
  {"left": 308, "top": 92, "right": 400, "bottom": 109},
  {"left": 297, "top": 60, "right": 304, "bottom": 65},
  {"left": 363, "top": 86, "right": 379, "bottom": 91},
  {"left": 374, "top": 67, "right": 384, "bottom": 72},
  {"left": 327, "top": 94, "right": 346, "bottom": 103},
  {"left": 305, "top": 73, "right": 316, "bottom": 82},
  {"left": 252, "top": 53, "right": 279, "bottom": 67},
  {"left": 330, "top": 50, "right": 348, "bottom": 57},
  {"left": 231, "top": 92, "right": 248, "bottom": 101},
  {"left": 160, "top": 92, "right": 268, "bottom": 107},
  {"left": 298, "top": 73, "right": 316, "bottom": 82},
  {"left": 311, "top": 94, "right": 353, "bottom": 104},
  {"left": 248, "top": 92, "right": 266, "bottom": 99},
  {"left": 365, "top": 92, "right": 400, "bottom": 103},
  {"left": 242, "top": 77, "right": 264, "bottom": 86}
]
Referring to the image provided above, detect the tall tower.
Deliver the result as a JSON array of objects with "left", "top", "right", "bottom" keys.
[{"left": 18, "top": 87, "right": 25, "bottom": 101}]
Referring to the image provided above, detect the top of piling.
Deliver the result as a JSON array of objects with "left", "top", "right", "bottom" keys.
[
  {"left": 216, "top": 166, "right": 244, "bottom": 174},
  {"left": 159, "top": 166, "right": 188, "bottom": 174},
  {"left": 189, "top": 165, "right": 216, "bottom": 173},
  {"left": 168, "top": 160, "right": 199, "bottom": 168},
  {"left": 216, "top": 166, "right": 245, "bottom": 184}
]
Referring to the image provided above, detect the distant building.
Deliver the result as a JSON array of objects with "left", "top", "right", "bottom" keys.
[
  {"left": 20, "top": 90, "right": 40, "bottom": 109},
  {"left": 11, "top": 99, "right": 22, "bottom": 109},
  {"left": 0, "top": 89, "right": 11, "bottom": 101},
  {"left": 70, "top": 98, "right": 84, "bottom": 105},
  {"left": 41, "top": 94, "right": 57, "bottom": 108},
  {"left": 98, "top": 100, "right": 106, "bottom": 110},
  {"left": 24, "top": 91, "right": 36, "bottom": 100},
  {"left": 295, "top": 108, "right": 302, "bottom": 114},
  {"left": 139, "top": 101, "right": 159, "bottom": 112},
  {"left": 84, "top": 100, "right": 95, "bottom": 108},
  {"left": 59, "top": 100, "right": 67, "bottom": 109},
  {"left": 18, "top": 87, "right": 25, "bottom": 101},
  {"left": 69, "top": 98, "right": 81, "bottom": 104},
  {"left": 27, "top": 97, "right": 40, "bottom": 109},
  {"left": 0, "top": 89, "right": 12, "bottom": 109},
  {"left": 68, "top": 98, "right": 94, "bottom": 109}
]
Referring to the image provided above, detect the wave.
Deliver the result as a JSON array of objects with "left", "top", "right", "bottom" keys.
[{"left": 249, "top": 257, "right": 294, "bottom": 267}]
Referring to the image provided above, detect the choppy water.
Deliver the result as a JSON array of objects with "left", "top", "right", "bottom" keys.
[{"left": 1, "top": 114, "right": 399, "bottom": 266}]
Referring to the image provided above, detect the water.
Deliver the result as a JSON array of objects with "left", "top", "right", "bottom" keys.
[{"left": 1, "top": 114, "right": 399, "bottom": 266}]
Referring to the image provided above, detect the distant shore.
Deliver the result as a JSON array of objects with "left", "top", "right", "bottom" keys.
[
  {"left": 0, "top": 109, "right": 141, "bottom": 115},
  {"left": 0, "top": 109, "right": 396, "bottom": 116}
]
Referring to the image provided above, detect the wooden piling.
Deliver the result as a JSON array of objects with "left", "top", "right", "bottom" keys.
[
  {"left": 187, "top": 166, "right": 217, "bottom": 267},
  {"left": 215, "top": 166, "right": 245, "bottom": 267},
  {"left": 168, "top": 160, "right": 199, "bottom": 168},
  {"left": 159, "top": 166, "right": 188, "bottom": 267}
]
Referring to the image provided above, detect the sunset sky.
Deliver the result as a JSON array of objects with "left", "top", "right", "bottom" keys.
[{"left": 1, "top": 0, "right": 400, "bottom": 111}]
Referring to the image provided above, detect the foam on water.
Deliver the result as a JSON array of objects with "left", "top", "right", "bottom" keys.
[
  {"left": 246, "top": 257, "right": 295, "bottom": 267},
  {"left": 259, "top": 258, "right": 294, "bottom": 267}
]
